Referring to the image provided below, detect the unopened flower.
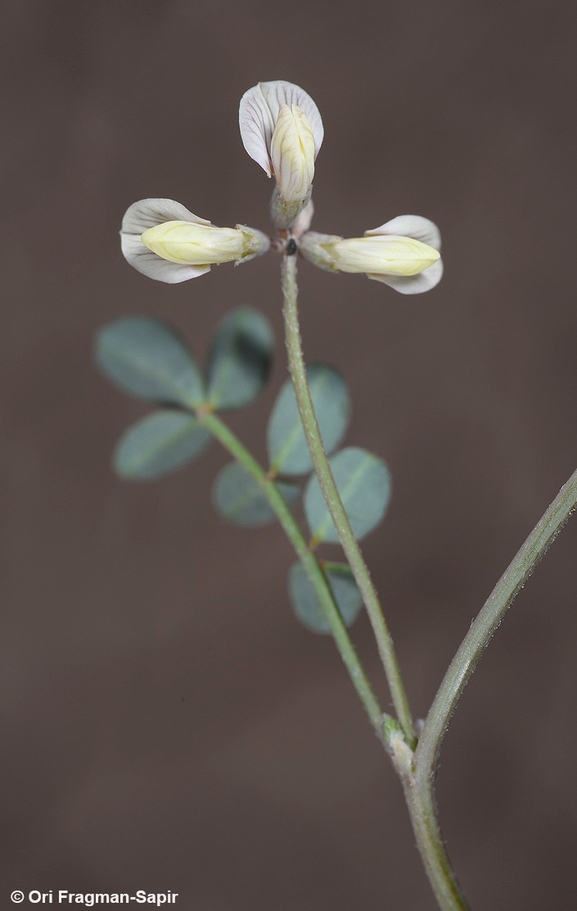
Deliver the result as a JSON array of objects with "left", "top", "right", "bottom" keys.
[
  {"left": 300, "top": 215, "right": 443, "bottom": 294},
  {"left": 239, "top": 81, "right": 324, "bottom": 227},
  {"left": 121, "top": 198, "right": 270, "bottom": 283}
]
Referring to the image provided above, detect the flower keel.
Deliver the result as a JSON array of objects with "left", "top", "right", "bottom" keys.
[{"left": 270, "top": 105, "right": 316, "bottom": 198}]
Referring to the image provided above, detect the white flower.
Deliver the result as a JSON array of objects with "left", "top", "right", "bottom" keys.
[
  {"left": 300, "top": 215, "right": 443, "bottom": 294},
  {"left": 239, "top": 81, "right": 324, "bottom": 226},
  {"left": 120, "top": 199, "right": 270, "bottom": 283}
]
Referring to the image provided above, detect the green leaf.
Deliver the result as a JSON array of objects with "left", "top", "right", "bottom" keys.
[
  {"left": 113, "top": 410, "right": 211, "bottom": 480},
  {"left": 95, "top": 317, "right": 205, "bottom": 408},
  {"left": 288, "top": 561, "right": 363, "bottom": 634},
  {"left": 213, "top": 461, "right": 300, "bottom": 526},
  {"left": 207, "top": 307, "right": 273, "bottom": 409},
  {"left": 304, "top": 447, "right": 391, "bottom": 543},
  {"left": 267, "top": 364, "right": 350, "bottom": 475}
]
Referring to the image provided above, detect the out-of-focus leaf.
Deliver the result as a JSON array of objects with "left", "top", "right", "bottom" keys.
[
  {"left": 113, "top": 409, "right": 211, "bottom": 479},
  {"left": 213, "top": 461, "right": 300, "bottom": 526},
  {"left": 207, "top": 308, "right": 273, "bottom": 409},
  {"left": 304, "top": 447, "right": 391, "bottom": 543},
  {"left": 267, "top": 364, "right": 350, "bottom": 474},
  {"left": 95, "top": 317, "right": 205, "bottom": 408},
  {"left": 288, "top": 561, "right": 363, "bottom": 634}
]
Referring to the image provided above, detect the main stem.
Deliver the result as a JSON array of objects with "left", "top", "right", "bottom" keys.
[
  {"left": 280, "top": 252, "right": 468, "bottom": 908},
  {"left": 281, "top": 252, "right": 415, "bottom": 746}
]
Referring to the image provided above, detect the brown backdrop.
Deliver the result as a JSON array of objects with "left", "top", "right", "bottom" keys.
[{"left": 2, "top": 1, "right": 577, "bottom": 908}]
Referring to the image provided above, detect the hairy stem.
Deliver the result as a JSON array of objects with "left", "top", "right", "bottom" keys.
[
  {"left": 199, "top": 410, "right": 386, "bottom": 742},
  {"left": 402, "top": 769, "right": 470, "bottom": 911},
  {"left": 280, "top": 252, "right": 416, "bottom": 746},
  {"left": 410, "top": 466, "right": 577, "bottom": 906}
]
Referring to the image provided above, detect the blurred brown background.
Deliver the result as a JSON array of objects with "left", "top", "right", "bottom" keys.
[{"left": 2, "top": 1, "right": 577, "bottom": 908}]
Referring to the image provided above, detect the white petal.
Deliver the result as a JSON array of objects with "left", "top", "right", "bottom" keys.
[
  {"left": 121, "top": 198, "right": 211, "bottom": 235},
  {"left": 239, "top": 81, "right": 324, "bottom": 176},
  {"left": 367, "top": 258, "right": 444, "bottom": 294},
  {"left": 260, "top": 82, "right": 324, "bottom": 152},
  {"left": 120, "top": 234, "right": 211, "bottom": 283},
  {"left": 239, "top": 84, "right": 277, "bottom": 176},
  {"left": 366, "top": 215, "right": 441, "bottom": 251},
  {"left": 120, "top": 199, "right": 212, "bottom": 282}
]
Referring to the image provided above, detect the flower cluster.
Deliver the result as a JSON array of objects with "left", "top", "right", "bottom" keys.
[{"left": 121, "top": 81, "right": 442, "bottom": 295}]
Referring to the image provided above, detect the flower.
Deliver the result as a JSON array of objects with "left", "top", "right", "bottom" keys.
[
  {"left": 299, "top": 215, "right": 443, "bottom": 294},
  {"left": 120, "top": 198, "right": 270, "bottom": 283},
  {"left": 239, "top": 81, "right": 324, "bottom": 227}
]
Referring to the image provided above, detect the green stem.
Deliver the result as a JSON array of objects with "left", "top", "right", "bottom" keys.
[
  {"left": 406, "top": 465, "right": 577, "bottom": 911},
  {"left": 281, "top": 253, "right": 416, "bottom": 746},
  {"left": 403, "top": 772, "right": 470, "bottom": 911},
  {"left": 199, "top": 410, "right": 386, "bottom": 742}
]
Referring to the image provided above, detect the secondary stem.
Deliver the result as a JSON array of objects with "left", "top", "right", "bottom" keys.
[
  {"left": 199, "top": 410, "right": 386, "bottom": 742},
  {"left": 410, "top": 466, "right": 577, "bottom": 903},
  {"left": 280, "top": 252, "right": 416, "bottom": 746}
]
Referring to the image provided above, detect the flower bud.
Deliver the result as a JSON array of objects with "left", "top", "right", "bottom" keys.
[
  {"left": 239, "top": 81, "right": 323, "bottom": 227},
  {"left": 120, "top": 199, "right": 269, "bottom": 283},
  {"left": 300, "top": 215, "right": 443, "bottom": 295}
]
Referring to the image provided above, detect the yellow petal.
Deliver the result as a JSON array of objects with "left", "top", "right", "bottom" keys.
[
  {"left": 141, "top": 221, "right": 245, "bottom": 266},
  {"left": 330, "top": 235, "right": 440, "bottom": 276},
  {"left": 270, "top": 104, "right": 316, "bottom": 207}
]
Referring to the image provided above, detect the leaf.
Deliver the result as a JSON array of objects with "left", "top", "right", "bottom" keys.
[
  {"left": 113, "top": 409, "right": 211, "bottom": 480},
  {"left": 213, "top": 461, "right": 300, "bottom": 526},
  {"left": 304, "top": 447, "right": 391, "bottom": 543},
  {"left": 267, "top": 364, "right": 350, "bottom": 475},
  {"left": 207, "top": 307, "right": 273, "bottom": 409},
  {"left": 95, "top": 317, "right": 205, "bottom": 408},
  {"left": 288, "top": 561, "right": 363, "bottom": 634}
]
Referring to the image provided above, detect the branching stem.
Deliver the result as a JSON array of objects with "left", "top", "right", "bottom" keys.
[
  {"left": 280, "top": 250, "right": 577, "bottom": 911},
  {"left": 199, "top": 410, "right": 386, "bottom": 742},
  {"left": 212, "top": 253, "right": 577, "bottom": 911}
]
